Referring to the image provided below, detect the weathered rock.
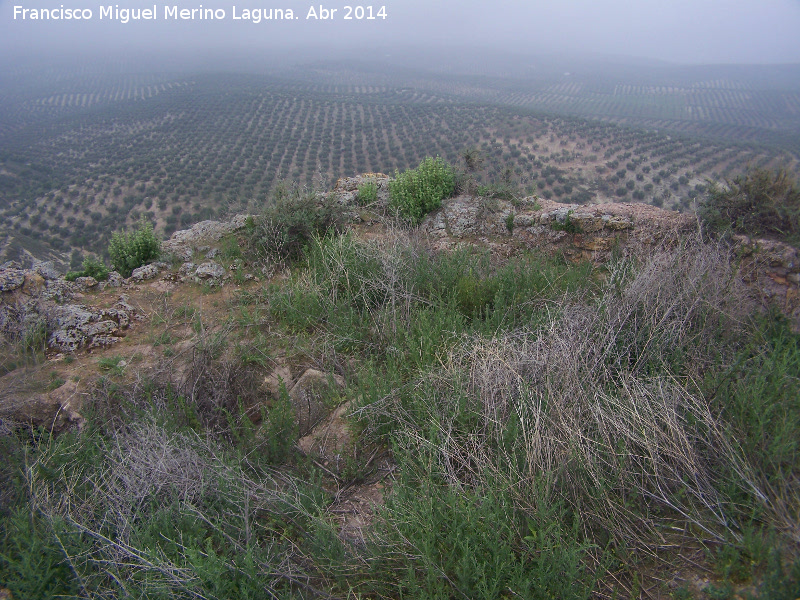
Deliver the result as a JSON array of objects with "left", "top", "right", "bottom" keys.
[
  {"left": 195, "top": 261, "right": 225, "bottom": 280},
  {"left": 264, "top": 365, "right": 294, "bottom": 398},
  {"left": 0, "top": 380, "right": 84, "bottom": 434},
  {"left": 44, "top": 301, "right": 133, "bottom": 353},
  {"left": 0, "top": 268, "right": 25, "bottom": 292},
  {"left": 569, "top": 213, "right": 605, "bottom": 233},
  {"left": 100, "top": 308, "right": 130, "bottom": 329},
  {"left": 289, "top": 368, "right": 345, "bottom": 436},
  {"left": 33, "top": 261, "right": 60, "bottom": 280},
  {"left": 51, "top": 305, "right": 94, "bottom": 329},
  {"left": 41, "top": 279, "right": 76, "bottom": 303},
  {"left": 162, "top": 215, "right": 250, "bottom": 259},
  {"left": 106, "top": 271, "right": 125, "bottom": 287},
  {"left": 130, "top": 263, "right": 161, "bottom": 282},
  {"left": 22, "top": 272, "right": 46, "bottom": 295},
  {"left": 443, "top": 198, "right": 482, "bottom": 238},
  {"left": 75, "top": 276, "right": 98, "bottom": 289},
  {"left": 603, "top": 215, "right": 634, "bottom": 230},
  {"left": 48, "top": 329, "right": 87, "bottom": 352},
  {"left": 85, "top": 320, "right": 119, "bottom": 337}
]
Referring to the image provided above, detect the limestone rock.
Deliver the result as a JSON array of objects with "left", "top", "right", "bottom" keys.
[
  {"left": 22, "top": 272, "right": 46, "bottom": 295},
  {"left": 162, "top": 214, "right": 250, "bottom": 259},
  {"left": 75, "top": 276, "right": 98, "bottom": 289},
  {"left": 603, "top": 215, "right": 634, "bottom": 230},
  {"left": 33, "top": 261, "right": 60, "bottom": 280},
  {"left": 0, "top": 268, "right": 25, "bottom": 292},
  {"left": 264, "top": 365, "right": 294, "bottom": 398},
  {"left": 130, "top": 263, "right": 161, "bottom": 282},
  {"left": 48, "top": 329, "right": 88, "bottom": 353},
  {"left": 106, "top": 271, "right": 125, "bottom": 287},
  {"left": 45, "top": 302, "right": 133, "bottom": 353},
  {"left": 195, "top": 261, "right": 225, "bottom": 280},
  {"left": 0, "top": 380, "right": 84, "bottom": 434}
]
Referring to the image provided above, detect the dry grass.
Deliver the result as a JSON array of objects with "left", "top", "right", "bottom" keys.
[{"left": 359, "top": 236, "right": 769, "bottom": 558}]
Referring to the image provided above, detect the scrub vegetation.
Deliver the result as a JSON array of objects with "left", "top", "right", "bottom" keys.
[{"left": 2, "top": 161, "right": 800, "bottom": 598}]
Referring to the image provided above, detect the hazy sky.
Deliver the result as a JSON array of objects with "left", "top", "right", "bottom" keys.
[{"left": 1, "top": 0, "right": 799, "bottom": 66}]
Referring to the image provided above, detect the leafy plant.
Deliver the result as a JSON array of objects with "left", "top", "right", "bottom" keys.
[
  {"left": 108, "top": 219, "right": 161, "bottom": 278},
  {"left": 505, "top": 211, "right": 515, "bottom": 233},
  {"left": 551, "top": 209, "right": 583, "bottom": 234},
  {"left": 389, "top": 156, "right": 455, "bottom": 223},
  {"left": 356, "top": 180, "right": 378, "bottom": 205},
  {"left": 65, "top": 256, "right": 109, "bottom": 282}
]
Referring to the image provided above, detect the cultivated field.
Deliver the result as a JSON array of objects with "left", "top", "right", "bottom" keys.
[{"left": 0, "top": 64, "right": 797, "bottom": 264}]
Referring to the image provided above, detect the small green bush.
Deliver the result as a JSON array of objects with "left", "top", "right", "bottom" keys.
[
  {"left": 65, "top": 256, "right": 109, "bottom": 282},
  {"left": 700, "top": 168, "right": 800, "bottom": 243},
  {"left": 249, "top": 184, "right": 345, "bottom": 264},
  {"left": 389, "top": 156, "right": 455, "bottom": 223},
  {"left": 108, "top": 219, "right": 161, "bottom": 278},
  {"left": 356, "top": 180, "right": 378, "bottom": 205}
]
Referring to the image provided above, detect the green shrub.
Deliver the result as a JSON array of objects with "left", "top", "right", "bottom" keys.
[
  {"left": 249, "top": 185, "right": 345, "bottom": 264},
  {"left": 356, "top": 180, "right": 378, "bottom": 205},
  {"left": 700, "top": 168, "right": 800, "bottom": 243},
  {"left": 108, "top": 219, "right": 161, "bottom": 277},
  {"left": 389, "top": 156, "right": 455, "bottom": 223},
  {"left": 65, "top": 256, "right": 109, "bottom": 282}
]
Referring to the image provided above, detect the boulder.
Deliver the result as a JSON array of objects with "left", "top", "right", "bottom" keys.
[
  {"left": 22, "top": 272, "right": 46, "bottom": 295},
  {"left": 195, "top": 261, "right": 225, "bottom": 280},
  {"left": 0, "top": 380, "right": 84, "bottom": 434},
  {"left": 298, "top": 401, "right": 354, "bottom": 469},
  {"left": 33, "top": 261, "right": 60, "bottom": 280},
  {"left": 106, "top": 271, "right": 125, "bottom": 287},
  {"left": 0, "top": 268, "right": 25, "bottom": 292},
  {"left": 130, "top": 263, "right": 161, "bottom": 282},
  {"left": 75, "top": 276, "right": 98, "bottom": 289},
  {"left": 264, "top": 365, "right": 294, "bottom": 398}
]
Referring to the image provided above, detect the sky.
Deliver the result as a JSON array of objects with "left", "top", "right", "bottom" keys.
[{"left": 1, "top": 0, "right": 799, "bottom": 66}]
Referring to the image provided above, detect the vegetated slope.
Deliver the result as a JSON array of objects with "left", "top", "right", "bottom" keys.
[
  {"left": 1, "top": 184, "right": 799, "bottom": 599},
  {"left": 0, "top": 70, "right": 795, "bottom": 266}
]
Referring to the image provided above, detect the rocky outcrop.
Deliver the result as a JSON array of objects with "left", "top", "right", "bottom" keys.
[
  {"left": 0, "top": 380, "right": 85, "bottom": 434},
  {"left": 195, "top": 261, "right": 225, "bottom": 280},
  {"left": 421, "top": 196, "right": 694, "bottom": 262},
  {"left": 332, "top": 173, "right": 391, "bottom": 208},
  {"left": 46, "top": 299, "right": 136, "bottom": 352},
  {"left": 298, "top": 400, "right": 354, "bottom": 469},
  {"left": 0, "top": 262, "right": 138, "bottom": 353},
  {"left": 420, "top": 195, "right": 800, "bottom": 328},
  {"left": 731, "top": 235, "right": 800, "bottom": 327},
  {"left": 161, "top": 214, "right": 250, "bottom": 261},
  {"left": 130, "top": 263, "right": 162, "bottom": 282}
]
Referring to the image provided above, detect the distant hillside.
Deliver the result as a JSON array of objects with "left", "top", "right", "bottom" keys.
[{"left": 0, "top": 65, "right": 797, "bottom": 266}]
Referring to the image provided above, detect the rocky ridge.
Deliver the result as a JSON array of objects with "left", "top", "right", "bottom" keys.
[{"left": 1, "top": 185, "right": 799, "bottom": 437}]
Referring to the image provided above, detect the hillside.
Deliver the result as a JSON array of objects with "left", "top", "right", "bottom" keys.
[
  {"left": 1, "top": 68, "right": 798, "bottom": 268},
  {"left": 2, "top": 177, "right": 800, "bottom": 599}
]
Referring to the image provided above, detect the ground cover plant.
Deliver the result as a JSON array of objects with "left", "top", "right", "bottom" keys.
[{"left": 2, "top": 213, "right": 800, "bottom": 598}]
